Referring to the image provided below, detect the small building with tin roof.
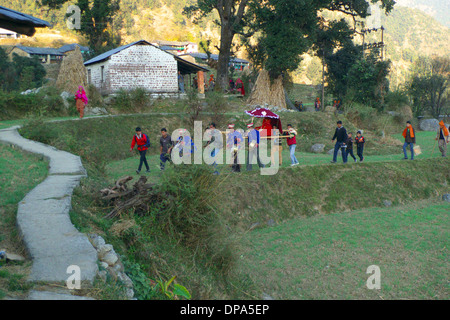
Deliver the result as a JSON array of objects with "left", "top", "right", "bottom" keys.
[
  {"left": 9, "top": 45, "right": 65, "bottom": 64},
  {"left": 84, "top": 40, "right": 208, "bottom": 95}
]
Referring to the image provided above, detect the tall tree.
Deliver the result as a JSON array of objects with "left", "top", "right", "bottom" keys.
[
  {"left": 77, "top": 0, "right": 121, "bottom": 55},
  {"left": 244, "top": 0, "right": 395, "bottom": 108},
  {"left": 408, "top": 56, "right": 449, "bottom": 117},
  {"left": 38, "top": 0, "right": 121, "bottom": 55},
  {"left": 0, "top": 47, "right": 17, "bottom": 92},
  {"left": 183, "top": 0, "right": 251, "bottom": 91}
]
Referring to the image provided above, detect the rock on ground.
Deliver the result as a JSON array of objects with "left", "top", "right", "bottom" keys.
[
  {"left": 419, "top": 119, "right": 448, "bottom": 131},
  {"left": 311, "top": 144, "right": 325, "bottom": 153}
]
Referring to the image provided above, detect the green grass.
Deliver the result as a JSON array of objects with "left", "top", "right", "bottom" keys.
[
  {"left": 238, "top": 199, "right": 449, "bottom": 299},
  {"left": 0, "top": 143, "right": 48, "bottom": 299},
  {"left": 104, "top": 131, "right": 443, "bottom": 185},
  {"left": 0, "top": 115, "right": 107, "bottom": 130},
  {"left": 10, "top": 111, "right": 450, "bottom": 300}
]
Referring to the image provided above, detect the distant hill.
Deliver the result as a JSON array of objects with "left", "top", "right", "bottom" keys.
[
  {"left": 1, "top": 1, "right": 448, "bottom": 89},
  {"left": 381, "top": 5, "right": 450, "bottom": 88},
  {"left": 395, "top": 0, "right": 450, "bottom": 28}
]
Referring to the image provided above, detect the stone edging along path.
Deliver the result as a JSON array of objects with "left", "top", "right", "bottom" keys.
[{"left": 0, "top": 126, "right": 98, "bottom": 294}]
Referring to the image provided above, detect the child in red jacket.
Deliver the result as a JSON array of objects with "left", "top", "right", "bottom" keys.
[{"left": 130, "top": 127, "right": 150, "bottom": 174}]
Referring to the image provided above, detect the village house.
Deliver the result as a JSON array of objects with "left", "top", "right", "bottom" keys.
[
  {"left": 0, "top": 27, "right": 20, "bottom": 39},
  {"left": 9, "top": 45, "right": 65, "bottom": 64},
  {"left": 84, "top": 40, "right": 208, "bottom": 95}
]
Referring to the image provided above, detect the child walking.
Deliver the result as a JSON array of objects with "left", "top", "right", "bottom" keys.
[
  {"left": 130, "top": 127, "right": 150, "bottom": 174},
  {"left": 346, "top": 132, "right": 357, "bottom": 162},
  {"left": 355, "top": 131, "right": 365, "bottom": 162}
]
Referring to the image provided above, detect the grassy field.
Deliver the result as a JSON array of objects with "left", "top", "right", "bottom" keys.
[
  {"left": 0, "top": 144, "right": 48, "bottom": 299},
  {"left": 104, "top": 130, "right": 440, "bottom": 183},
  {"left": 5, "top": 109, "right": 449, "bottom": 300},
  {"left": 238, "top": 199, "right": 449, "bottom": 299}
]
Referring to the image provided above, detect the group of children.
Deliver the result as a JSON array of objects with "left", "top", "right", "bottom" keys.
[{"left": 345, "top": 131, "right": 366, "bottom": 163}]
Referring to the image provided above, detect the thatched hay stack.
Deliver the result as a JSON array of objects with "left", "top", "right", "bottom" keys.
[
  {"left": 247, "top": 69, "right": 286, "bottom": 109},
  {"left": 56, "top": 46, "right": 87, "bottom": 94}
]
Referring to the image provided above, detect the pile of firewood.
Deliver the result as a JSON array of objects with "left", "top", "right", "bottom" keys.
[{"left": 100, "top": 175, "right": 161, "bottom": 219}]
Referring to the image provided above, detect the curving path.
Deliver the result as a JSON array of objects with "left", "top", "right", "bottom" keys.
[{"left": 0, "top": 125, "right": 98, "bottom": 298}]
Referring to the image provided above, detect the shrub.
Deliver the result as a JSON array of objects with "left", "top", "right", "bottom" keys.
[
  {"left": 155, "top": 165, "right": 238, "bottom": 275},
  {"left": 184, "top": 88, "right": 203, "bottom": 126},
  {"left": 130, "top": 87, "right": 150, "bottom": 111},
  {"left": 110, "top": 88, "right": 151, "bottom": 113},
  {"left": 0, "top": 86, "right": 75, "bottom": 120},
  {"left": 111, "top": 89, "right": 134, "bottom": 112},
  {"left": 205, "top": 91, "right": 228, "bottom": 128},
  {"left": 86, "top": 84, "right": 104, "bottom": 109},
  {"left": 384, "top": 90, "right": 410, "bottom": 111}
]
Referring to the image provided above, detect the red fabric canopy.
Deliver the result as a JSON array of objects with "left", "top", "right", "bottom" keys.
[
  {"left": 245, "top": 107, "right": 280, "bottom": 119},
  {"left": 246, "top": 108, "right": 282, "bottom": 136}
]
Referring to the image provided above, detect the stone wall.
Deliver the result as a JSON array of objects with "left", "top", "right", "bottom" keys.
[{"left": 86, "top": 44, "right": 178, "bottom": 95}]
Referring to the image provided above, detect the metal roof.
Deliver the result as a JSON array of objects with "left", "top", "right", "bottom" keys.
[
  {"left": 159, "top": 46, "right": 180, "bottom": 51},
  {"left": 84, "top": 40, "right": 208, "bottom": 74},
  {"left": 180, "top": 52, "right": 249, "bottom": 64},
  {"left": 58, "top": 43, "right": 89, "bottom": 53},
  {"left": 84, "top": 40, "right": 149, "bottom": 66},
  {"left": 15, "top": 45, "right": 64, "bottom": 56},
  {"left": 0, "top": 6, "right": 51, "bottom": 37},
  {"left": 153, "top": 40, "right": 194, "bottom": 47}
]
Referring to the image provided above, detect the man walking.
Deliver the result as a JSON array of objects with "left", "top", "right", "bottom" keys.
[
  {"left": 331, "top": 120, "right": 348, "bottom": 163},
  {"left": 226, "top": 124, "right": 243, "bottom": 172},
  {"left": 402, "top": 121, "right": 416, "bottom": 160},
  {"left": 246, "top": 123, "right": 264, "bottom": 171},
  {"left": 205, "top": 122, "right": 222, "bottom": 175},
  {"left": 435, "top": 120, "right": 449, "bottom": 157},
  {"left": 160, "top": 128, "right": 173, "bottom": 171},
  {"left": 130, "top": 127, "right": 150, "bottom": 174}
]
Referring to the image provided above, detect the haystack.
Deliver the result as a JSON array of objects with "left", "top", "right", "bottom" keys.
[
  {"left": 56, "top": 46, "right": 87, "bottom": 94},
  {"left": 247, "top": 69, "right": 286, "bottom": 109}
]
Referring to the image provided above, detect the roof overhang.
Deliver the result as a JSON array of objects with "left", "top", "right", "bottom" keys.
[
  {"left": 175, "top": 56, "right": 209, "bottom": 75},
  {"left": 0, "top": 6, "right": 51, "bottom": 37}
]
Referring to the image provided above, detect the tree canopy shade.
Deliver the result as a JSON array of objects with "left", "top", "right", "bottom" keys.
[
  {"left": 244, "top": 0, "right": 395, "bottom": 80},
  {"left": 183, "top": 0, "right": 250, "bottom": 91},
  {"left": 0, "top": 47, "right": 47, "bottom": 92}
]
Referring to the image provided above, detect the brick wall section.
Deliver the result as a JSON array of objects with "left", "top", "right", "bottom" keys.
[
  {"left": 86, "top": 44, "right": 178, "bottom": 95},
  {"left": 87, "top": 61, "right": 111, "bottom": 94}
]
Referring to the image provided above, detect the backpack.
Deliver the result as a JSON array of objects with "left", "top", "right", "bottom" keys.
[{"left": 135, "top": 133, "right": 151, "bottom": 148}]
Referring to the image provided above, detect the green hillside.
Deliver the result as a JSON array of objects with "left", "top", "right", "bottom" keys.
[
  {"left": 395, "top": 0, "right": 450, "bottom": 28},
  {"left": 381, "top": 5, "right": 450, "bottom": 89},
  {"left": 1, "top": 1, "right": 448, "bottom": 89}
]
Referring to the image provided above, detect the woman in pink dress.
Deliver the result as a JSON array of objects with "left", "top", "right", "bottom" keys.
[{"left": 75, "top": 86, "right": 88, "bottom": 119}]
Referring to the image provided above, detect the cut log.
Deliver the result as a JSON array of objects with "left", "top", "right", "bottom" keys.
[{"left": 101, "top": 175, "right": 158, "bottom": 219}]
